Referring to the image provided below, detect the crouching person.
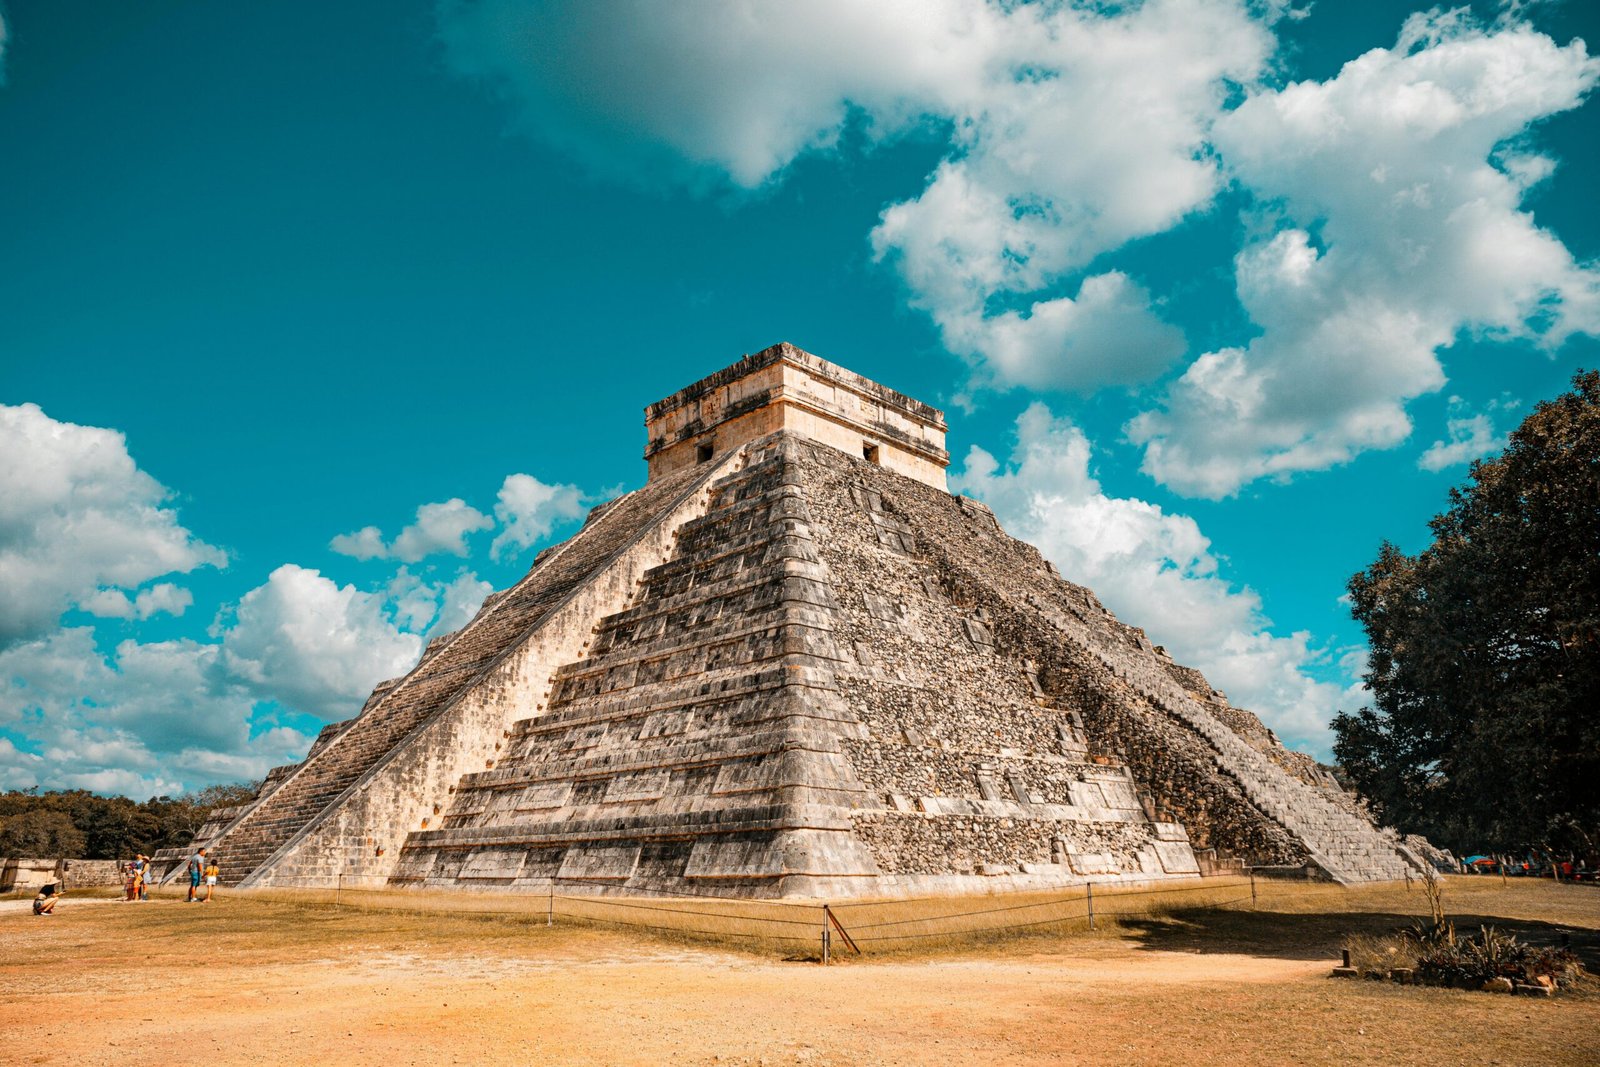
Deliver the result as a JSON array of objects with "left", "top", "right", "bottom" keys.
[{"left": 34, "top": 883, "right": 61, "bottom": 916}]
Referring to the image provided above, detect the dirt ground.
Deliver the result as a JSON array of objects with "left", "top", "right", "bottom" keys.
[{"left": 3, "top": 878, "right": 1597, "bottom": 1066}]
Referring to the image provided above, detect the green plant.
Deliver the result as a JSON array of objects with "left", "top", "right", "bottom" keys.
[
  {"left": 1410, "top": 924, "right": 1584, "bottom": 989},
  {"left": 1407, "top": 866, "right": 1454, "bottom": 946}
]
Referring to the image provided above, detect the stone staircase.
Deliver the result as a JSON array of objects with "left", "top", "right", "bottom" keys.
[
  {"left": 207, "top": 460, "right": 720, "bottom": 887},
  {"left": 394, "top": 439, "right": 881, "bottom": 894}
]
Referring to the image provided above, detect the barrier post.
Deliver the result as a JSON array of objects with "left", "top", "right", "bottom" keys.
[
  {"left": 547, "top": 880, "right": 555, "bottom": 927},
  {"left": 336, "top": 871, "right": 343, "bottom": 907},
  {"left": 1249, "top": 868, "right": 1257, "bottom": 906},
  {"left": 822, "top": 924, "right": 831, "bottom": 966},
  {"left": 1086, "top": 883, "right": 1094, "bottom": 931}
]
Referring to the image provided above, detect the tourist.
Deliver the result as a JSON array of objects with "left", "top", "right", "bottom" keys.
[
  {"left": 124, "top": 860, "right": 138, "bottom": 901},
  {"left": 33, "top": 883, "right": 61, "bottom": 916},
  {"left": 202, "top": 857, "right": 220, "bottom": 902},
  {"left": 131, "top": 854, "right": 148, "bottom": 902},
  {"left": 186, "top": 847, "right": 206, "bottom": 902}
]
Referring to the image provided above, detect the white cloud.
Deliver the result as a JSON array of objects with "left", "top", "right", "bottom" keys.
[
  {"left": 955, "top": 403, "right": 1353, "bottom": 752},
  {"left": 869, "top": 0, "right": 1273, "bottom": 391},
  {"left": 491, "top": 473, "right": 585, "bottom": 559},
  {"left": 937, "top": 272, "right": 1189, "bottom": 394},
  {"left": 432, "top": 571, "right": 495, "bottom": 636},
  {"left": 1417, "top": 395, "right": 1511, "bottom": 471},
  {"left": 442, "top": 4, "right": 1597, "bottom": 480},
  {"left": 0, "top": 627, "right": 314, "bottom": 797},
  {"left": 0, "top": 403, "right": 518, "bottom": 794},
  {"left": 330, "top": 498, "right": 493, "bottom": 562},
  {"left": 385, "top": 567, "right": 493, "bottom": 638},
  {"left": 0, "top": 403, "right": 225, "bottom": 647},
  {"left": 80, "top": 582, "right": 195, "bottom": 621},
  {"left": 328, "top": 525, "right": 387, "bottom": 561},
  {"left": 438, "top": 0, "right": 984, "bottom": 188},
  {"left": 1130, "top": 13, "right": 1600, "bottom": 497},
  {"left": 392, "top": 499, "right": 494, "bottom": 562},
  {"left": 217, "top": 564, "right": 423, "bottom": 720},
  {"left": 0, "top": 560, "right": 485, "bottom": 795},
  {"left": 442, "top": 0, "right": 1276, "bottom": 392}
]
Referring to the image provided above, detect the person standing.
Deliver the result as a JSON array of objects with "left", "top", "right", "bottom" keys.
[
  {"left": 186, "top": 847, "right": 206, "bottom": 902},
  {"left": 202, "top": 857, "right": 219, "bottom": 902}
]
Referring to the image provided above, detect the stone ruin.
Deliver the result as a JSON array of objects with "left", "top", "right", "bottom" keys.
[{"left": 174, "top": 343, "right": 1433, "bottom": 896}]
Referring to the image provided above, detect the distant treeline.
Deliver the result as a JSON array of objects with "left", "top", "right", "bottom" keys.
[{"left": 0, "top": 784, "right": 259, "bottom": 860}]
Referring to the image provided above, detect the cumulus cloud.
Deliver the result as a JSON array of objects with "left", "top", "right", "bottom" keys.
[
  {"left": 80, "top": 582, "right": 195, "bottom": 622},
  {"left": 491, "top": 473, "right": 585, "bottom": 559},
  {"left": 0, "top": 627, "right": 314, "bottom": 797},
  {"left": 1129, "top": 13, "right": 1600, "bottom": 497},
  {"left": 392, "top": 500, "right": 494, "bottom": 561},
  {"left": 438, "top": 0, "right": 977, "bottom": 188},
  {"left": 327, "top": 525, "right": 387, "bottom": 561},
  {"left": 869, "top": 0, "right": 1273, "bottom": 391},
  {"left": 441, "top": 0, "right": 1278, "bottom": 392},
  {"left": 1417, "top": 395, "right": 1514, "bottom": 471},
  {"left": 955, "top": 403, "right": 1353, "bottom": 752},
  {"left": 0, "top": 405, "right": 519, "bottom": 793},
  {"left": 217, "top": 564, "right": 424, "bottom": 720},
  {"left": 330, "top": 498, "right": 493, "bottom": 562},
  {"left": 936, "top": 272, "right": 1189, "bottom": 394},
  {"left": 386, "top": 567, "right": 493, "bottom": 638},
  {"left": 0, "top": 560, "right": 484, "bottom": 794},
  {"left": 443, "top": 4, "right": 1598, "bottom": 482},
  {"left": 0, "top": 403, "right": 225, "bottom": 647}
]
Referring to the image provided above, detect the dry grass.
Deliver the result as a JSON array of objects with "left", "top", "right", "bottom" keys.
[{"left": 5, "top": 876, "right": 1597, "bottom": 1065}]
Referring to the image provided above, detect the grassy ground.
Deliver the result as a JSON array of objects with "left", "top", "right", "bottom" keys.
[{"left": 3, "top": 876, "right": 1596, "bottom": 1066}]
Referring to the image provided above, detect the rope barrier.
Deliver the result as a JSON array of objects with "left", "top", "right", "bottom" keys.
[
  {"left": 550, "top": 911, "right": 816, "bottom": 942},
  {"left": 828, "top": 876, "right": 1252, "bottom": 910},
  {"left": 1095, "top": 893, "right": 1254, "bottom": 915},
  {"left": 555, "top": 893, "right": 820, "bottom": 926},
  {"left": 848, "top": 895, "right": 1089, "bottom": 931},
  {"left": 854, "top": 909, "right": 1097, "bottom": 942},
  {"left": 554, "top": 875, "right": 817, "bottom": 908},
  {"left": 256, "top": 873, "right": 1274, "bottom": 954}
]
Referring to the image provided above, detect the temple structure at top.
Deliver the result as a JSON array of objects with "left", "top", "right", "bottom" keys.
[{"left": 644, "top": 342, "right": 950, "bottom": 490}]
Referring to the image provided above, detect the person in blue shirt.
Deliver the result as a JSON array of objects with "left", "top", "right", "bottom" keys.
[{"left": 186, "top": 848, "right": 207, "bottom": 902}]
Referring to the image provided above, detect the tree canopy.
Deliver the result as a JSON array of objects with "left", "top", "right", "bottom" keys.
[
  {"left": 0, "top": 783, "right": 259, "bottom": 859},
  {"left": 1334, "top": 370, "right": 1600, "bottom": 855}
]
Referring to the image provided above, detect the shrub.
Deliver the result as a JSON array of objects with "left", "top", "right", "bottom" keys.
[{"left": 1412, "top": 926, "right": 1583, "bottom": 988}]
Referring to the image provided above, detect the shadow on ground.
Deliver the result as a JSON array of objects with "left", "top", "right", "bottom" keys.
[{"left": 1119, "top": 906, "right": 1600, "bottom": 972}]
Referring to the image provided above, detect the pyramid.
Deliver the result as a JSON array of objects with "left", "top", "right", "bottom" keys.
[{"left": 191, "top": 344, "right": 1432, "bottom": 896}]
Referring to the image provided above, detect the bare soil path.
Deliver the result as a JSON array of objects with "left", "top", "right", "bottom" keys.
[{"left": 3, "top": 879, "right": 1596, "bottom": 1066}]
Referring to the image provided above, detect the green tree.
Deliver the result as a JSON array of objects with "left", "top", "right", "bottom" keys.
[
  {"left": 0, "top": 782, "right": 262, "bottom": 858},
  {"left": 0, "top": 809, "right": 88, "bottom": 857},
  {"left": 1335, "top": 370, "right": 1600, "bottom": 854}
]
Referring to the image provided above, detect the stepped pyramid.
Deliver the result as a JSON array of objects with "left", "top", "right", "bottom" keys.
[{"left": 188, "top": 344, "right": 1430, "bottom": 896}]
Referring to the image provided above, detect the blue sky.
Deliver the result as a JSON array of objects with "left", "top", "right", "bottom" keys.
[{"left": 2, "top": 0, "right": 1596, "bottom": 798}]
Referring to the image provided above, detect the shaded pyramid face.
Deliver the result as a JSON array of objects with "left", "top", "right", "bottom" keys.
[{"left": 190, "top": 350, "right": 1430, "bottom": 896}]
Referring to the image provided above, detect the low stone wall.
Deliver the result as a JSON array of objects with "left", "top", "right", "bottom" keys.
[{"left": 1, "top": 857, "right": 124, "bottom": 891}]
